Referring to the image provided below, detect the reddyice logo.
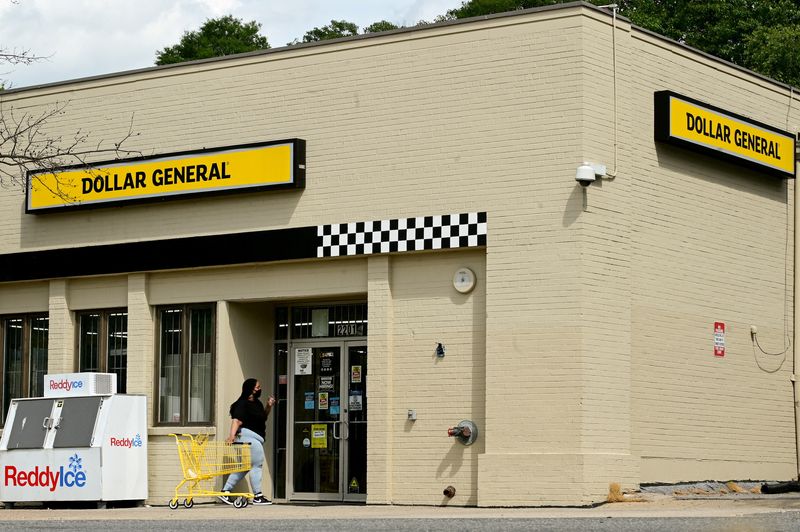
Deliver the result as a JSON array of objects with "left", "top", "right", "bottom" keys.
[
  {"left": 4, "top": 454, "right": 86, "bottom": 492},
  {"left": 48, "top": 378, "right": 84, "bottom": 392},
  {"left": 110, "top": 433, "right": 143, "bottom": 448}
]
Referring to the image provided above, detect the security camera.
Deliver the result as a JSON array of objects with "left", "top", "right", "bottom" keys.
[
  {"left": 575, "top": 163, "right": 597, "bottom": 186},
  {"left": 575, "top": 162, "right": 606, "bottom": 187}
]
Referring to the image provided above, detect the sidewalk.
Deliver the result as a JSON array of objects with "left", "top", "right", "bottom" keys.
[{"left": 0, "top": 492, "right": 799, "bottom": 521}]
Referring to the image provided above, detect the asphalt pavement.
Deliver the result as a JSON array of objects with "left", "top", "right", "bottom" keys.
[{"left": 0, "top": 492, "right": 798, "bottom": 522}]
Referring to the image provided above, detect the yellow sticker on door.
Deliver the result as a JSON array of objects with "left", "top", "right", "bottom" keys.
[{"left": 311, "top": 424, "right": 327, "bottom": 449}]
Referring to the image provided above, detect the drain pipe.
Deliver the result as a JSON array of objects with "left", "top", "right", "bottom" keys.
[{"left": 794, "top": 133, "right": 800, "bottom": 480}]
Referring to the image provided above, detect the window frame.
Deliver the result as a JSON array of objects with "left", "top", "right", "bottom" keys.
[
  {"left": 155, "top": 303, "right": 216, "bottom": 426},
  {"left": 0, "top": 313, "right": 49, "bottom": 426},
  {"left": 74, "top": 308, "right": 128, "bottom": 393}
]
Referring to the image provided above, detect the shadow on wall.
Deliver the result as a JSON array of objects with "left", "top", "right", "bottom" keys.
[
  {"left": 18, "top": 185, "right": 303, "bottom": 252},
  {"left": 562, "top": 179, "right": 596, "bottom": 227},
  {"left": 655, "top": 143, "right": 787, "bottom": 202},
  {"left": 436, "top": 436, "right": 466, "bottom": 479}
]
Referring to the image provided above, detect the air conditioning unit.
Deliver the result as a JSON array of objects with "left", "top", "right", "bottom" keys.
[{"left": 43, "top": 373, "right": 117, "bottom": 398}]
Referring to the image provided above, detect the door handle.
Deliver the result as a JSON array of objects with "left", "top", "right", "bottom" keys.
[{"left": 332, "top": 421, "right": 349, "bottom": 440}]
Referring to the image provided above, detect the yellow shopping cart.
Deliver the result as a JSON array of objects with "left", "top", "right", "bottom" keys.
[{"left": 168, "top": 433, "right": 254, "bottom": 509}]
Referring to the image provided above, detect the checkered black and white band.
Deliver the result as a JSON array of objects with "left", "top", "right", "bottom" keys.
[{"left": 317, "top": 212, "right": 487, "bottom": 258}]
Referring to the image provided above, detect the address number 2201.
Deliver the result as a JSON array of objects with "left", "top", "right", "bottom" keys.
[{"left": 337, "top": 323, "right": 363, "bottom": 336}]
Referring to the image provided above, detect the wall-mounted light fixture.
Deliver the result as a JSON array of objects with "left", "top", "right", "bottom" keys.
[
  {"left": 575, "top": 162, "right": 607, "bottom": 187},
  {"left": 435, "top": 343, "right": 446, "bottom": 358}
]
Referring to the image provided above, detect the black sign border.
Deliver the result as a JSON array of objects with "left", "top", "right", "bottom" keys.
[
  {"left": 25, "top": 138, "right": 306, "bottom": 214},
  {"left": 654, "top": 91, "right": 795, "bottom": 179}
]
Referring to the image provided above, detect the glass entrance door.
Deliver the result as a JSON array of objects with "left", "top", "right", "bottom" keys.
[
  {"left": 288, "top": 342, "right": 367, "bottom": 501},
  {"left": 344, "top": 344, "right": 367, "bottom": 502}
]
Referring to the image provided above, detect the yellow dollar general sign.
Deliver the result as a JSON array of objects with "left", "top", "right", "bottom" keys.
[
  {"left": 26, "top": 139, "right": 305, "bottom": 213},
  {"left": 654, "top": 91, "right": 795, "bottom": 179}
]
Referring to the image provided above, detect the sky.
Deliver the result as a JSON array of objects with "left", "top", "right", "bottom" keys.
[{"left": 0, "top": 0, "right": 463, "bottom": 89}]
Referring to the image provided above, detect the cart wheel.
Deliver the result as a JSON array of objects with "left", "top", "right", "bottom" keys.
[
  {"left": 183, "top": 499, "right": 193, "bottom": 509},
  {"left": 233, "top": 497, "right": 245, "bottom": 509},
  {"left": 168, "top": 499, "right": 179, "bottom": 510}
]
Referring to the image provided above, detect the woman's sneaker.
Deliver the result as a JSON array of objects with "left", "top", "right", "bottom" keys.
[
  {"left": 217, "top": 491, "right": 234, "bottom": 505},
  {"left": 252, "top": 494, "right": 272, "bottom": 505}
]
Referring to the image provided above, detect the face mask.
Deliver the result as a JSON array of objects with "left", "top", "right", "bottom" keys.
[{"left": 253, "top": 389, "right": 262, "bottom": 399}]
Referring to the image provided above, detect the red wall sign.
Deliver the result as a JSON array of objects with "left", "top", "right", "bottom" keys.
[{"left": 713, "top": 322, "right": 725, "bottom": 357}]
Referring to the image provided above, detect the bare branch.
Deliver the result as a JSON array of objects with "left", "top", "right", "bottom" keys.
[
  {"left": 0, "top": 48, "right": 48, "bottom": 66},
  {"left": 0, "top": 100, "right": 141, "bottom": 204}
]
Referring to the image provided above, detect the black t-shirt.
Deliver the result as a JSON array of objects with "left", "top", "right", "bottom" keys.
[{"left": 231, "top": 398, "right": 267, "bottom": 439}]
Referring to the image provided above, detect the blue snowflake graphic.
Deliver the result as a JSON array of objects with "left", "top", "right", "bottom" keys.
[{"left": 68, "top": 453, "right": 82, "bottom": 473}]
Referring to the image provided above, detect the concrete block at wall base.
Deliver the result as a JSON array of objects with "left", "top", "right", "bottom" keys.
[
  {"left": 640, "top": 457, "right": 797, "bottom": 485},
  {"left": 477, "top": 452, "right": 640, "bottom": 507}
]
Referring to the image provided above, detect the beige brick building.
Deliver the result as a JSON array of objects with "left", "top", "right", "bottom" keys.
[{"left": 0, "top": 2, "right": 797, "bottom": 507}]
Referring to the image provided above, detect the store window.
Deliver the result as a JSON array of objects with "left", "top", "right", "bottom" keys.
[
  {"left": 77, "top": 309, "right": 128, "bottom": 393},
  {"left": 1, "top": 314, "right": 48, "bottom": 425},
  {"left": 157, "top": 305, "right": 215, "bottom": 425}
]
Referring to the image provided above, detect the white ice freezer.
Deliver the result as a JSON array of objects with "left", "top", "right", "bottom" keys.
[{"left": 0, "top": 373, "right": 147, "bottom": 505}]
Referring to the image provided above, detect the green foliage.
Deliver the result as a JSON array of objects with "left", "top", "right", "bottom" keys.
[
  {"left": 364, "top": 20, "right": 400, "bottom": 34},
  {"left": 155, "top": 15, "right": 270, "bottom": 65},
  {"left": 444, "top": 0, "right": 800, "bottom": 87},
  {"left": 614, "top": 1, "right": 800, "bottom": 67},
  {"left": 301, "top": 20, "right": 359, "bottom": 43},
  {"left": 744, "top": 24, "right": 800, "bottom": 86}
]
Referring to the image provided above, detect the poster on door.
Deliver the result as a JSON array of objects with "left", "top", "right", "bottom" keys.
[
  {"left": 351, "top": 365, "right": 362, "bottom": 384},
  {"left": 311, "top": 424, "right": 327, "bottom": 448},
  {"left": 349, "top": 390, "right": 363, "bottom": 411},
  {"left": 319, "top": 351, "right": 335, "bottom": 375},
  {"left": 319, "top": 392, "right": 329, "bottom": 410},
  {"left": 330, "top": 396, "right": 340, "bottom": 416},
  {"left": 295, "top": 348, "right": 312, "bottom": 375},
  {"left": 304, "top": 391, "right": 314, "bottom": 410},
  {"left": 319, "top": 376, "right": 335, "bottom": 391}
]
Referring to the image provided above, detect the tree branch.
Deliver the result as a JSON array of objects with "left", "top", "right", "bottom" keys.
[{"left": 0, "top": 101, "right": 141, "bottom": 204}]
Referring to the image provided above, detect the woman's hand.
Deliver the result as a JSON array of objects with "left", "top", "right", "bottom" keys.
[
  {"left": 267, "top": 395, "right": 276, "bottom": 407},
  {"left": 227, "top": 418, "right": 243, "bottom": 444}
]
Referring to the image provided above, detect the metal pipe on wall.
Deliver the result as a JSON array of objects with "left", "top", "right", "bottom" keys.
[{"left": 794, "top": 135, "right": 800, "bottom": 480}]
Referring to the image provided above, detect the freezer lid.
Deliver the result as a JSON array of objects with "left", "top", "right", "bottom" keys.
[
  {"left": 5, "top": 399, "right": 54, "bottom": 449},
  {"left": 52, "top": 396, "right": 103, "bottom": 448}
]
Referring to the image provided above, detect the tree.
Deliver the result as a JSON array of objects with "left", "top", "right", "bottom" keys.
[
  {"left": 156, "top": 15, "right": 270, "bottom": 65},
  {"left": 442, "top": 0, "right": 800, "bottom": 87},
  {"left": 443, "top": 0, "right": 562, "bottom": 19},
  {"left": 744, "top": 24, "right": 800, "bottom": 87},
  {"left": 300, "top": 20, "right": 360, "bottom": 43},
  {"left": 287, "top": 19, "right": 401, "bottom": 46},
  {"left": 364, "top": 20, "right": 400, "bottom": 34}
]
